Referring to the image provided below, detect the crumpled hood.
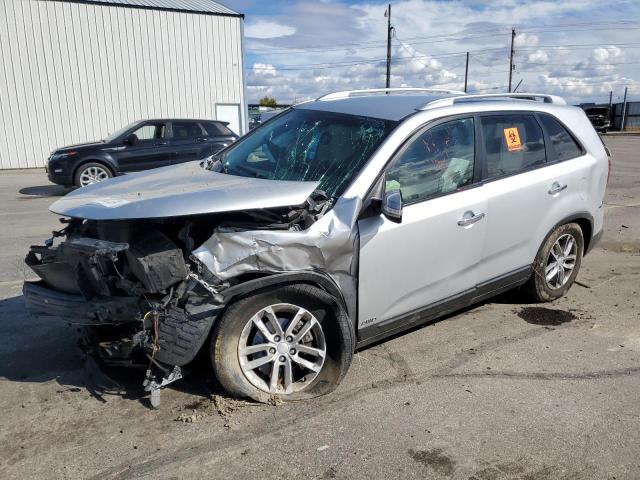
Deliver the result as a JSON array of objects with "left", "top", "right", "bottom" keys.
[{"left": 49, "top": 161, "right": 320, "bottom": 220}]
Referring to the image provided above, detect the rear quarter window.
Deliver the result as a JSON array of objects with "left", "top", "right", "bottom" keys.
[
  {"left": 537, "top": 113, "right": 584, "bottom": 162},
  {"left": 172, "top": 122, "right": 204, "bottom": 139},
  {"left": 203, "top": 122, "right": 234, "bottom": 137}
]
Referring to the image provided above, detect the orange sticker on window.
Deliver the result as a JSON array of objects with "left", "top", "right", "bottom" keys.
[{"left": 503, "top": 127, "right": 522, "bottom": 151}]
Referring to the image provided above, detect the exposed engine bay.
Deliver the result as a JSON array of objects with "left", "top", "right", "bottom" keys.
[{"left": 23, "top": 192, "right": 332, "bottom": 406}]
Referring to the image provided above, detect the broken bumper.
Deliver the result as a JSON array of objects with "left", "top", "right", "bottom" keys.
[
  {"left": 23, "top": 281, "right": 140, "bottom": 323},
  {"left": 23, "top": 279, "right": 220, "bottom": 367}
]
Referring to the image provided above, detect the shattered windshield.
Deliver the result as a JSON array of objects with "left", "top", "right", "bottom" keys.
[{"left": 208, "top": 108, "right": 397, "bottom": 198}]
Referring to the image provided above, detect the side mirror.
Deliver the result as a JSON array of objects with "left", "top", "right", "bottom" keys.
[
  {"left": 382, "top": 190, "right": 403, "bottom": 223},
  {"left": 123, "top": 133, "right": 138, "bottom": 146}
]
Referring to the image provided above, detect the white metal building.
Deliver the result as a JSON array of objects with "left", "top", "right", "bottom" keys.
[{"left": 0, "top": 0, "right": 247, "bottom": 170}]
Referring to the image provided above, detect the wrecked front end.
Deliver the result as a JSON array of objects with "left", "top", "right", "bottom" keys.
[
  {"left": 23, "top": 190, "right": 349, "bottom": 406},
  {"left": 24, "top": 217, "right": 223, "bottom": 405}
]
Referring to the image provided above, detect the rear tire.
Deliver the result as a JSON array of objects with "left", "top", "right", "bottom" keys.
[
  {"left": 74, "top": 162, "right": 113, "bottom": 187},
  {"left": 210, "top": 284, "right": 354, "bottom": 403},
  {"left": 525, "top": 222, "right": 584, "bottom": 302}
]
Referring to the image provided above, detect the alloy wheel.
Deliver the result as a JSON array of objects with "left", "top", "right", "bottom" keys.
[
  {"left": 238, "top": 303, "right": 326, "bottom": 395},
  {"left": 544, "top": 233, "right": 577, "bottom": 289},
  {"left": 79, "top": 165, "right": 109, "bottom": 187}
]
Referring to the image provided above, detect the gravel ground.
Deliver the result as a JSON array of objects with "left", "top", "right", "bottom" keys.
[{"left": 0, "top": 136, "right": 638, "bottom": 480}]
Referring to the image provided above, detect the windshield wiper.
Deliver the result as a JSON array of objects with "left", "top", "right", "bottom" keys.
[{"left": 226, "top": 163, "right": 267, "bottom": 178}]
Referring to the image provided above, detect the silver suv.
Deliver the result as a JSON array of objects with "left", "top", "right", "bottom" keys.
[{"left": 24, "top": 89, "right": 608, "bottom": 405}]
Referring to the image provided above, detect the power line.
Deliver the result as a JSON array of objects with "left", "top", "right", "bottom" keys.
[
  {"left": 247, "top": 34, "right": 640, "bottom": 77},
  {"left": 394, "top": 35, "right": 442, "bottom": 70},
  {"left": 246, "top": 21, "right": 640, "bottom": 56},
  {"left": 546, "top": 82, "right": 639, "bottom": 88},
  {"left": 523, "top": 61, "right": 640, "bottom": 67},
  {"left": 247, "top": 47, "right": 510, "bottom": 71},
  {"left": 463, "top": 61, "right": 640, "bottom": 77},
  {"left": 517, "top": 42, "right": 640, "bottom": 50},
  {"left": 247, "top": 31, "right": 502, "bottom": 55},
  {"left": 248, "top": 49, "right": 640, "bottom": 72}
]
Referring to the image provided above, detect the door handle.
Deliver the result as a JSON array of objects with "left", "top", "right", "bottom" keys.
[
  {"left": 195, "top": 138, "right": 206, "bottom": 143},
  {"left": 457, "top": 212, "right": 485, "bottom": 227},
  {"left": 155, "top": 141, "right": 168, "bottom": 146},
  {"left": 548, "top": 182, "right": 567, "bottom": 195}
]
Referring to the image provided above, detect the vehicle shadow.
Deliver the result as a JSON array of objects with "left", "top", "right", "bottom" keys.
[
  {"left": 18, "top": 185, "right": 72, "bottom": 197},
  {"left": 487, "top": 287, "right": 532, "bottom": 305},
  {"left": 357, "top": 287, "right": 535, "bottom": 352},
  {"left": 0, "top": 294, "right": 218, "bottom": 407},
  {"left": 0, "top": 287, "right": 541, "bottom": 406}
]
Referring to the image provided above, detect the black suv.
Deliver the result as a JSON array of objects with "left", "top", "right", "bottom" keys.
[
  {"left": 47, "top": 119, "right": 238, "bottom": 187},
  {"left": 583, "top": 106, "right": 611, "bottom": 133}
]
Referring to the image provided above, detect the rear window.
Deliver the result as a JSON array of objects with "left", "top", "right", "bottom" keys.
[
  {"left": 480, "top": 114, "right": 546, "bottom": 180},
  {"left": 537, "top": 114, "right": 583, "bottom": 162},
  {"left": 202, "top": 122, "right": 234, "bottom": 137}
]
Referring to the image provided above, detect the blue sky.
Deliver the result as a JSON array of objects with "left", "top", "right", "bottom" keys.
[{"left": 220, "top": 0, "right": 640, "bottom": 104}]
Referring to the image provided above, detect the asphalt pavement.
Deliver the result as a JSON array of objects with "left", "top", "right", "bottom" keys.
[{"left": 0, "top": 136, "right": 638, "bottom": 479}]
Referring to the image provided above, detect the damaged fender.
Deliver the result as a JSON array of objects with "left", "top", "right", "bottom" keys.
[{"left": 192, "top": 196, "right": 363, "bottom": 320}]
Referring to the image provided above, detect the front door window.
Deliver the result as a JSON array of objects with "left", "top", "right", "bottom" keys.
[
  {"left": 385, "top": 118, "right": 475, "bottom": 204},
  {"left": 130, "top": 123, "right": 166, "bottom": 143}
]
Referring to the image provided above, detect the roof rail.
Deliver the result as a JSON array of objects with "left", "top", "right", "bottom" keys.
[
  {"left": 317, "top": 87, "right": 466, "bottom": 101},
  {"left": 420, "top": 92, "right": 566, "bottom": 110}
]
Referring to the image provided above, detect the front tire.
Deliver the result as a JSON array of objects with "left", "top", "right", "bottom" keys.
[
  {"left": 525, "top": 222, "right": 584, "bottom": 302},
  {"left": 211, "top": 284, "right": 354, "bottom": 402},
  {"left": 74, "top": 162, "right": 113, "bottom": 187}
]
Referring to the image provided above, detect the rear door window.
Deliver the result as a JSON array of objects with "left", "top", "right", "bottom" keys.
[
  {"left": 537, "top": 113, "right": 584, "bottom": 161},
  {"left": 480, "top": 114, "right": 546, "bottom": 180},
  {"left": 171, "top": 122, "right": 204, "bottom": 139},
  {"left": 385, "top": 117, "right": 475, "bottom": 205}
]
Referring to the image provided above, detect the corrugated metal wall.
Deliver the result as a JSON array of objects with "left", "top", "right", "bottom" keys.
[
  {"left": 0, "top": 0, "right": 246, "bottom": 169},
  {"left": 613, "top": 102, "right": 640, "bottom": 131}
]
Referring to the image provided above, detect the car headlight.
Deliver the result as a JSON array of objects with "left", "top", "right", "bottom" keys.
[{"left": 51, "top": 151, "right": 78, "bottom": 161}]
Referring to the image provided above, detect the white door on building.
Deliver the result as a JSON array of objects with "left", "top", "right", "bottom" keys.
[{"left": 216, "top": 104, "right": 242, "bottom": 136}]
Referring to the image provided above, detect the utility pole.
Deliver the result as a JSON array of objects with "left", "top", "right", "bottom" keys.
[
  {"left": 508, "top": 28, "right": 516, "bottom": 92},
  {"left": 385, "top": 4, "right": 392, "bottom": 89},
  {"left": 620, "top": 86, "right": 628, "bottom": 131},
  {"left": 464, "top": 52, "right": 469, "bottom": 93},
  {"left": 608, "top": 90, "right": 613, "bottom": 110}
]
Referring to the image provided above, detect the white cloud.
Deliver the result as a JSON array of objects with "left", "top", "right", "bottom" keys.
[
  {"left": 592, "top": 46, "right": 623, "bottom": 63},
  {"left": 239, "top": 0, "right": 640, "bottom": 103},
  {"left": 245, "top": 21, "right": 296, "bottom": 39},
  {"left": 251, "top": 63, "right": 278, "bottom": 76},
  {"left": 514, "top": 33, "right": 539, "bottom": 48},
  {"left": 528, "top": 50, "right": 549, "bottom": 64}
]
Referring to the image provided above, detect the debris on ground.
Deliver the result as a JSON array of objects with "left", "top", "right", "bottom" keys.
[{"left": 174, "top": 395, "right": 257, "bottom": 428}]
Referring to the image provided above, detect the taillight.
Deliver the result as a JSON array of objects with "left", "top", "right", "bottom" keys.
[{"left": 599, "top": 136, "right": 612, "bottom": 184}]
